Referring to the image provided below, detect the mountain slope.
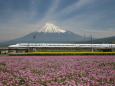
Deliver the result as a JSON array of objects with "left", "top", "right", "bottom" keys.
[
  {"left": 0, "top": 23, "right": 84, "bottom": 46},
  {"left": 92, "top": 36, "right": 115, "bottom": 44}
]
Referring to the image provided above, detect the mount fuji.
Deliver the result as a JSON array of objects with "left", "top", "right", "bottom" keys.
[
  {"left": 0, "top": 23, "right": 84, "bottom": 46},
  {"left": 37, "top": 23, "right": 66, "bottom": 33}
]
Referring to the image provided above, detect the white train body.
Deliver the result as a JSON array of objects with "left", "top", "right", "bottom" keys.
[{"left": 9, "top": 43, "right": 115, "bottom": 48}]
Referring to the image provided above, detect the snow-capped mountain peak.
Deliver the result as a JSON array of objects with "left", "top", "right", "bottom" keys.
[{"left": 37, "top": 23, "right": 66, "bottom": 33}]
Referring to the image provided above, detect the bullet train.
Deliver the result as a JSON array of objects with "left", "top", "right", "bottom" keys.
[{"left": 9, "top": 43, "right": 115, "bottom": 48}]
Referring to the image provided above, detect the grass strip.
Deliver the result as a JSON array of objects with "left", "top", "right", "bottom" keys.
[{"left": 8, "top": 52, "right": 115, "bottom": 56}]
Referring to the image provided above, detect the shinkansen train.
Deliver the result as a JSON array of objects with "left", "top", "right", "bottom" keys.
[{"left": 9, "top": 43, "right": 115, "bottom": 48}]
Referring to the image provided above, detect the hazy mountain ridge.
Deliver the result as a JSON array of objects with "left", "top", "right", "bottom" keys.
[{"left": 92, "top": 36, "right": 115, "bottom": 44}]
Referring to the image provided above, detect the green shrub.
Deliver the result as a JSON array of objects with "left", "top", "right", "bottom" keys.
[{"left": 8, "top": 52, "right": 115, "bottom": 56}]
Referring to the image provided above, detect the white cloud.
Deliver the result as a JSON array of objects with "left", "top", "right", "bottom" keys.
[
  {"left": 40, "top": 0, "right": 61, "bottom": 23},
  {"left": 58, "top": 10, "right": 106, "bottom": 28},
  {"left": 56, "top": 9, "right": 115, "bottom": 38},
  {"left": 0, "top": 22, "right": 37, "bottom": 42},
  {"left": 107, "top": 28, "right": 115, "bottom": 31},
  {"left": 82, "top": 28, "right": 115, "bottom": 38},
  {"left": 55, "top": 0, "right": 95, "bottom": 18}
]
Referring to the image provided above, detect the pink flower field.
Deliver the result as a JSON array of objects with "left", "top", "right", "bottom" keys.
[{"left": 0, "top": 56, "right": 115, "bottom": 86}]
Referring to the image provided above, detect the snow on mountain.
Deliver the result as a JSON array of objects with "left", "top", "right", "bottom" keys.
[{"left": 37, "top": 23, "right": 66, "bottom": 33}]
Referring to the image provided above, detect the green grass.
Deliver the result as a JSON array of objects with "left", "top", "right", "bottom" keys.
[
  {"left": 35, "top": 48, "right": 91, "bottom": 52},
  {"left": 0, "top": 54, "right": 8, "bottom": 56}
]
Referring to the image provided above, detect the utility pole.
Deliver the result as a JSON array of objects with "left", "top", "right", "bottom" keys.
[
  {"left": 111, "top": 44, "right": 112, "bottom": 52},
  {"left": 32, "top": 26, "right": 42, "bottom": 52},
  {"left": 28, "top": 43, "right": 30, "bottom": 52},
  {"left": 89, "top": 35, "right": 93, "bottom": 52},
  {"left": 84, "top": 35, "right": 86, "bottom": 44},
  {"left": 33, "top": 34, "right": 37, "bottom": 52}
]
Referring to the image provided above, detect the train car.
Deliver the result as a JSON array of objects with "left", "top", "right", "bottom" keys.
[{"left": 9, "top": 43, "right": 115, "bottom": 48}]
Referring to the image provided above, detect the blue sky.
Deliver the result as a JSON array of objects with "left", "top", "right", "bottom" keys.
[{"left": 0, "top": 0, "right": 115, "bottom": 42}]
